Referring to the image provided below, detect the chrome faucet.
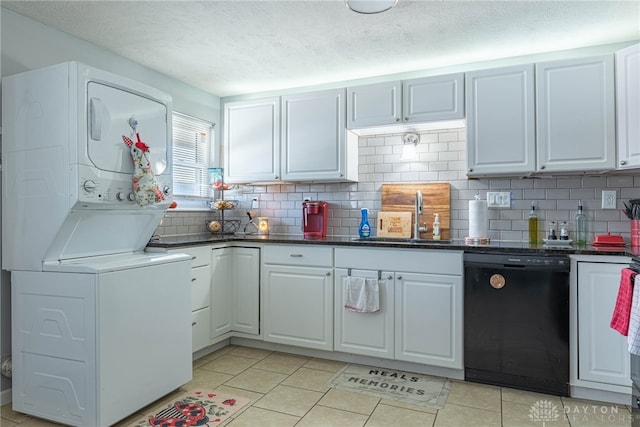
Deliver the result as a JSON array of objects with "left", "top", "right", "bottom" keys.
[{"left": 413, "top": 190, "right": 427, "bottom": 239}]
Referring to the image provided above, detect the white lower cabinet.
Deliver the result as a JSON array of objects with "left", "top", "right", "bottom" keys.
[
  {"left": 334, "top": 268, "right": 394, "bottom": 359},
  {"left": 211, "top": 246, "right": 260, "bottom": 340},
  {"left": 576, "top": 260, "right": 631, "bottom": 388},
  {"left": 169, "top": 246, "right": 212, "bottom": 353},
  {"left": 334, "top": 247, "right": 463, "bottom": 370},
  {"left": 395, "top": 271, "right": 462, "bottom": 369},
  {"left": 262, "top": 245, "right": 333, "bottom": 351}
]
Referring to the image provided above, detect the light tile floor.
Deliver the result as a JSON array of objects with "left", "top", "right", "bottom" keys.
[{"left": 1, "top": 345, "right": 633, "bottom": 426}]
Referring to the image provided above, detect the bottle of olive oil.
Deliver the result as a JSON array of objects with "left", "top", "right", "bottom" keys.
[
  {"left": 528, "top": 201, "right": 538, "bottom": 244},
  {"left": 576, "top": 200, "right": 587, "bottom": 246}
]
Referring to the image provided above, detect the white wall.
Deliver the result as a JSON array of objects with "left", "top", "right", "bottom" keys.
[{"left": 0, "top": 8, "right": 221, "bottom": 399}]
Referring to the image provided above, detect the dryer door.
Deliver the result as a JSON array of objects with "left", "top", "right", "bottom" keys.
[{"left": 87, "top": 81, "right": 169, "bottom": 175}]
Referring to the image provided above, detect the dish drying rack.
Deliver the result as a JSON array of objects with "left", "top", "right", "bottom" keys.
[{"left": 207, "top": 168, "right": 240, "bottom": 235}]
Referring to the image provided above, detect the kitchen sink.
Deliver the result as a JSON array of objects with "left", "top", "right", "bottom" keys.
[{"left": 352, "top": 237, "right": 451, "bottom": 244}]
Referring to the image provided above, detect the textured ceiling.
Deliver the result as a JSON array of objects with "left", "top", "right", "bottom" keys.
[{"left": 2, "top": 1, "right": 639, "bottom": 97}]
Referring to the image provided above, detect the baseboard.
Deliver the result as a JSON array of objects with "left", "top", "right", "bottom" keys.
[
  {"left": 1, "top": 388, "right": 11, "bottom": 406},
  {"left": 570, "top": 384, "right": 631, "bottom": 406}
]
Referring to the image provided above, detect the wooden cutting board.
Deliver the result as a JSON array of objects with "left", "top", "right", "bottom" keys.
[
  {"left": 377, "top": 212, "right": 412, "bottom": 238},
  {"left": 381, "top": 183, "right": 450, "bottom": 240}
]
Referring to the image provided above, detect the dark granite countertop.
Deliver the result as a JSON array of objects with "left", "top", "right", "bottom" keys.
[{"left": 147, "top": 233, "right": 639, "bottom": 258}]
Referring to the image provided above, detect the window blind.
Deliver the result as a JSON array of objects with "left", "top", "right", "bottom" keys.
[{"left": 172, "top": 112, "right": 213, "bottom": 198}]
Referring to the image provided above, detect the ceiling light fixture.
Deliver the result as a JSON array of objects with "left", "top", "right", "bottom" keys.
[
  {"left": 401, "top": 133, "right": 419, "bottom": 161},
  {"left": 345, "top": 0, "right": 398, "bottom": 14}
]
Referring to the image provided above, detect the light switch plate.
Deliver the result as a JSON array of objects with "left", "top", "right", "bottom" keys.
[
  {"left": 602, "top": 190, "right": 617, "bottom": 209},
  {"left": 487, "top": 192, "right": 511, "bottom": 208}
]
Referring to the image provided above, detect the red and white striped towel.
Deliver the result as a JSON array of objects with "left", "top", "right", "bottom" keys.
[{"left": 611, "top": 268, "right": 637, "bottom": 336}]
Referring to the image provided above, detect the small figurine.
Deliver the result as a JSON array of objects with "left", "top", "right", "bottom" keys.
[{"left": 122, "top": 133, "right": 165, "bottom": 206}]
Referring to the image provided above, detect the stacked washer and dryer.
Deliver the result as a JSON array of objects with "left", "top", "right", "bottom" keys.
[{"left": 2, "top": 62, "right": 192, "bottom": 426}]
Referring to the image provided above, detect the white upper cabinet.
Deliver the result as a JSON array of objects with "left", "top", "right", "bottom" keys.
[
  {"left": 347, "top": 73, "right": 464, "bottom": 129},
  {"left": 347, "top": 81, "right": 402, "bottom": 127},
  {"left": 466, "top": 64, "right": 536, "bottom": 176},
  {"left": 282, "top": 88, "right": 356, "bottom": 182},
  {"left": 616, "top": 43, "right": 640, "bottom": 170},
  {"left": 224, "top": 90, "right": 357, "bottom": 184},
  {"left": 403, "top": 73, "right": 465, "bottom": 123},
  {"left": 536, "top": 55, "right": 616, "bottom": 173},
  {"left": 224, "top": 97, "right": 280, "bottom": 183}
]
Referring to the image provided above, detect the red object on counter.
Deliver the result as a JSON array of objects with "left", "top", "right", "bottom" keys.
[
  {"left": 169, "top": 201, "right": 178, "bottom": 209},
  {"left": 611, "top": 268, "right": 638, "bottom": 336},
  {"left": 302, "top": 201, "right": 328, "bottom": 238}
]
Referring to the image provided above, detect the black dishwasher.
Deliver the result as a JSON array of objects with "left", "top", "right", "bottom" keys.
[{"left": 464, "top": 252, "right": 570, "bottom": 396}]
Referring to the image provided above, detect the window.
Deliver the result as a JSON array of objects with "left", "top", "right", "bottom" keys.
[{"left": 172, "top": 112, "right": 214, "bottom": 198}]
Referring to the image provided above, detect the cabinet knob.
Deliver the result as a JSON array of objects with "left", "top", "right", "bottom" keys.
[
  {"left": 191, "top": 278, "right": 196, "bottom": 282},
  {"left": 192, "top": 321, "right": 197, "bottom": 326},
  {"left": 404, "top": 117, "right": 408, "bottom": 121},
  {"left": 540, "top": 165, "right": 546, "bottom": 170},
  {"left": 397, "top": 275, "right": 403, "bottom": 280},
  {"left": 620, "top": 160, "right": 627, "bottom": 165},
  {"left": 325, "top": 271, "right": 331, "bottom": 276},
  {"left": 387, "top": 275, "right": 393, "bottom": 280},
  {"left": 274, "top": 175, "right": 279, "bottom": 180},
  {"left": 468, "top": 168, "right": 473, "bottom": 172},
  {"left": 395, "top": 117, "right": 401, "bottom": 122}
]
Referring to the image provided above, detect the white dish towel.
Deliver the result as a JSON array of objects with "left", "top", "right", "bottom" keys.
[
  {"left": 628, "top": 274, "right": 640, "bottom": 355},
  {"left": 344, "top": 276, "right": 380, "bottom": 313}
]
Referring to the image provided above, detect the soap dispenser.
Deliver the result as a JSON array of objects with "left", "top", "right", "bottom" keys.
[
  {"left": 358, "top": 208, "right": 371, "bottom": 238},
  {"left": 432, "top": 213, "right": 441, "bottom": 240}
]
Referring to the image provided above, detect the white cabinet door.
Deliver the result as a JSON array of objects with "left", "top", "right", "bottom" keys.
[
  {"left": 334, "top": 268, "right": 394, "bottom": 359},
  {"left": 403, "top": 73, "right": 464, "bottom": 122},
  {"left": 232, "top": 247, "right": 260, "bottom": 335},
  {"left": 577, "top": 262, "right": 631, "bottom": 387},
  {"left": 211, "top": 247, "right": 233, "bottom": 337},
  {"left": 347, "top": 81, "right": 402, "bottom": 128},
  {"left": 211, "top": 247, "right": 260, "bottom": 339},
  {"left": 616, "top": 43, "right": 640, "bottom": 170},
  {"left": 536, "top": 55, "right": 616, "bottom": 173},
  {"left": 281, "top": 88, "right": 349, "bottom": 181},
  {"left": 224, "top": 97, "right": 280, "bottom": 183},
  {"left": 395, "top": 272, "right": 463, "bottom": 369},
  {"left": 263, "top": 264, "right": 333, "bottom": 350},
  {"left": 466, "top": 65, "right": 536, "bottom": 176}
]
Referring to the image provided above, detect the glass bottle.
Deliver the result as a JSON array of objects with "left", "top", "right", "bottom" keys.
[
  {"left": 528, "top": 202, "right": 538, "bottom": 244},
  {"left": 547, "top": 221, "right": 557, "bottom": 240},
  {"left": 559, "top": 221, "right": 569, "bottom": 240},
  {"left": 576, "top": 201, "right": 587, "bottom": 246},
  {"left": 359, "top": 208, "right": 371, "bottom": 238}
]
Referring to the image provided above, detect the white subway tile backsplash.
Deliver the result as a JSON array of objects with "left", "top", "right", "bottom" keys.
[{"left": 155, "top": 127, "right": 640, "bottom": 243}]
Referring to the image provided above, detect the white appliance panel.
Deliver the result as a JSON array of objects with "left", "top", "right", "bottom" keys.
[
  {"left": 87, "top": 81, "right": 168, "bottom": 175},
  {"left": 11, "top": 254, "right": 191, "bottom": 426}
]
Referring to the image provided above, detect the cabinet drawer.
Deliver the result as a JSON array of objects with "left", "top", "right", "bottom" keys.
[
  {"left": 173, "top": 246, "right": 211, "bottom": 268},
  {"left": 335, "top": 247, "right": 462, "bottom": 276},
  {"left": 191, "top": 265, "right": 210, "bottom": 311},
  {"left": 192, "top": 307, "right": 211, "bottom": 353},
  {"left": 263, "top": 245, "right": 333, "bottom": 267}
]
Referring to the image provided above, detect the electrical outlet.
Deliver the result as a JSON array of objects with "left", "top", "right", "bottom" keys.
[
  {"left": 487, "top": 192, "right": 511, "bottom": 208},
  {"left": 602, "top": 190, "right": 617, "bottom": 209}
]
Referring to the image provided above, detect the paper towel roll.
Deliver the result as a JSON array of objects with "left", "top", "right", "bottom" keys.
[{"left": 469, "top": 199, "right": 488, "bottom": 238}]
